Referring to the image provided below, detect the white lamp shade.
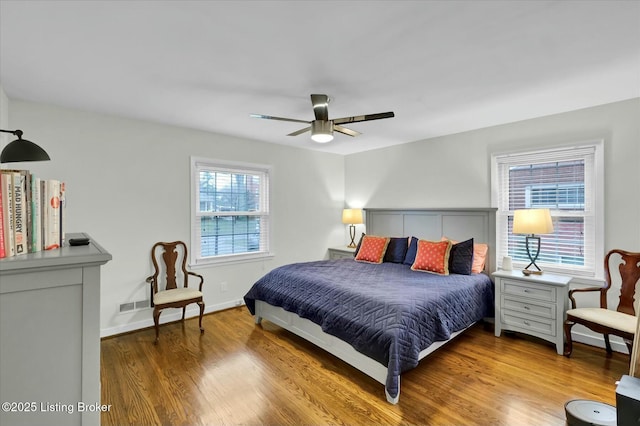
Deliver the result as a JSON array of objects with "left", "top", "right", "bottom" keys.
[
  {"left": 513, "top": 208, "right": 554, "bottom": 235},
  {"left": 342, "top": 208, "right": 363, "bottom": 224}
]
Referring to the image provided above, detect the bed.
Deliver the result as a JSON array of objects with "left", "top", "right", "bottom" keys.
[{"left": 244, "top": 208, "right": 497, "bottom": 404}]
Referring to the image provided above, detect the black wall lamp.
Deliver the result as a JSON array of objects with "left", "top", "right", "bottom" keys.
[{"left": 0, "top": 129, "right": 51, "bottom": 163}]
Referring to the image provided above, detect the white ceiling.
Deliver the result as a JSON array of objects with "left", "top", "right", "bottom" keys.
[{"left": 1, "top": 1, "right": 639, "bottom": 155}]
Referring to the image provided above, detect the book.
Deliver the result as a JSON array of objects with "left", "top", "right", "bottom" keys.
[
  {"left": 59, "top": 182, "right": 66, "bottom": 247},
  {"left": 12, "top": 171, "right": 28, "bottom": 255},
  {"left": 43, "top": 179, "right": 61, "bottom": 250},
  {"left": 24, "top": 171, "right": 32, "bottom": 253},
  {"left": 0, "top": 171, "right": 15, "bottom": 257},
  {"left": 40, "top": 179, "right": 45, "bottom": 251},
  {"left": 31, "top": 176, "right": 42, "bottom": 252},
  {"left": 0, "top": 184, "right": 5, "bottom": 258}
]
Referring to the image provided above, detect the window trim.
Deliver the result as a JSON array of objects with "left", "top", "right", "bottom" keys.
[
  {"left": 490, "top": 140, "right": 604, "bottom": 281},
  {"left": 190, "top": 156, "right": 273, "bottom": 267}
]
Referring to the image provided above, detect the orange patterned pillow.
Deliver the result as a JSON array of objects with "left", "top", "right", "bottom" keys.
[
  {"left": 411, "top": 240, "right": 452, "bottom": 275},
  {"left": 354, "top": 235, "right": 390, "bottom": 264}
]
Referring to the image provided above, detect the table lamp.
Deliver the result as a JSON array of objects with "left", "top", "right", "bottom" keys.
[
  {"left": 513, "top": 208, "right": 554, "bottom": 275},
  {"left": 342, "top": 208, "right": 363, "bottom": 248}
]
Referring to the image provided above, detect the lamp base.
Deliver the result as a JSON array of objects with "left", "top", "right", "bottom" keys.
[
  {"left": 522, "top": 234, "right": 545, "bottom": 276},
  {"left": 347, "top": 224, "right": 357, "bottom": 249}
]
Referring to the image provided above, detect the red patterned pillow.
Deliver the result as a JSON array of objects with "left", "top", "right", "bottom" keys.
[
  {"left": 354, "top": 235, "right": 390, "bottom": 264},
  {"left": 411, "top": 240, "right": 452, "bottom": 275}
]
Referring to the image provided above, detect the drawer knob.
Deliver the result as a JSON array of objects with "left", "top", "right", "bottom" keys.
[
  {"left": 524, "top": 305, "right": 530, "bottom": 310},
  {"left": 524, "top": 320, "right": 530, "bottom": 326},
  {"left": 523, "top": 289, "right": 530, "bottom": 293}
]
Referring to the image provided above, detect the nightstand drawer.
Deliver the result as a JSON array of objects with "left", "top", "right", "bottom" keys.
[
  {"left": 329, "top": 251, "right": 354, "bottom": 260},
  {"left": 502, "top": 295, "right": 556, "bottom": 319},
  {"left": 328, "top": 247, "right": 356, "bottom": 260},
  {"left": 502, "top": 311, "right": 556, "bottom": 337},
  {"left": 502, "top": 279, "right": 556, "bottom": 302}
]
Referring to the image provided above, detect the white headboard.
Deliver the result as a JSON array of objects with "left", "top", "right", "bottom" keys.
[{"left": 364, "top": 208, "right": 497, "bottom": 273}]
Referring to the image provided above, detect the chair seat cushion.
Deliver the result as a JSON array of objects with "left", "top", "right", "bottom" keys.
[
  {"left": 154, "top": 288, "right": 203, "bottom": 305},
  {"left": 567, "top": 307, "right": 637, "bottom": 334}
]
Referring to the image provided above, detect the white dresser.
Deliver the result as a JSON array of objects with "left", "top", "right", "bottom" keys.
[
  {"left": 492, "top": 269, "right": 571, "bottom": 355},
  {"left": 0, "top": 234, "right": 111, "bottom": 426}
]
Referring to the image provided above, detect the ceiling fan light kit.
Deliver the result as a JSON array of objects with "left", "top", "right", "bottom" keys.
[
  {"left": 311, "top": 121, "right": 334, "bottom": 143},
  {"left": 251, "top": 94, "right": 394, "bottom": 144}
]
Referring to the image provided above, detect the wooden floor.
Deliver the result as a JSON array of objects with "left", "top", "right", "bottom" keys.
[{"left": 101, "top": 307, "right": 628, "bottom": 425}]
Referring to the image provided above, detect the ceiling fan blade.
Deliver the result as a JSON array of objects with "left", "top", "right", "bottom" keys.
[
  {"left": 334, "top": 125, "right": 361, "bottom": 137},
  {"left": 287, "top": 126, "right": 311, "bottom": 136},
  {"left": 333, "top": 111, "right": 395, "bottom": 125},
  {"left": 310, "top": 94, "right": 329, "bottom": 121},
  {"left": 250, "top": 113, "right": 309, "bottom": 124}
]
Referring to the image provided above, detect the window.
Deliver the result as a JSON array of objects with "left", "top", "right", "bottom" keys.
[
  {"left": 190, "top": 157, "right": 271, "bottom": 265},
  {"left": 491, "top": 142, "right": 604, "bottom": 278}
]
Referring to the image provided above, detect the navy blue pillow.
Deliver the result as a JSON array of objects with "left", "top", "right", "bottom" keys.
[
  {"left": 403, "top": 236, "right": 419, "bottom": 265},
  {"left": 384, "top": 237, "right": 409, "bottom": 263},
  {"left": 449, "top": 238, "right": 474, "bottom": 275}
]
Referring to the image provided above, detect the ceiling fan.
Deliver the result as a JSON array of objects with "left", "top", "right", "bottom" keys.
[{"left": 250, "top": 94, "right": 395, "bottom": 143}]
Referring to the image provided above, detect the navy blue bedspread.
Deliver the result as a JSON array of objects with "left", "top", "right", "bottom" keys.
[{"left": 244, "top": 259, "right": 494, "bottom": 399}]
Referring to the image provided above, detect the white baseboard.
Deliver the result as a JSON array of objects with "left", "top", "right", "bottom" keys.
[
  {"left": 571, "top": 330, "right": 631, "bottom": 354},
  {"left": 100, "top": 299, "right": 245, "bottom": 338}
]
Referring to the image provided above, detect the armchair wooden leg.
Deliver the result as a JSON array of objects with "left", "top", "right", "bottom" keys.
[
  {"left": 153, "top": 308, "right": 161, "bottom": 344},
  {"left": 625, "top": 339, "right": 633, "bottom": 356},
  {"left": 563, "top": 321, "right": 574, "bottom": 357},
  {"left": 604, "top": 334, "right": 613, "bottom": 355},
  {"left": 182, "top": 306, "right": 186, "bottom": 321},
  {"left": 198, "top": 301, "right": 205, "bottom": 333}
]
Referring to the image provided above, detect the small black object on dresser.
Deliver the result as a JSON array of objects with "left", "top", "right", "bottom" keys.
[{"left": 69, "top": 237, "right": 90, "bottom": 246}]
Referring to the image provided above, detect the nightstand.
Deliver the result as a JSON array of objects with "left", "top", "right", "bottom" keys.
[
  {"left": 492, "top": 269, "right": 572, "bottom": 355},
  {"left": 328, "top": 246, "right": 356, "bottom": 260}
]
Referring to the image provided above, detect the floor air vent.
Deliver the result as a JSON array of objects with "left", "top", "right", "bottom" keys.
[
  {"left": 119, "top": 299, "right": 150, "bottom": 313},
  {"left": 119, "top": 302, "right": 135, "bottom": 313}
]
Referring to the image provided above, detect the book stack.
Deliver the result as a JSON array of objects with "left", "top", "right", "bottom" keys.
[{"left": 0, "top": 169, "right": 66, "bottom": 258}]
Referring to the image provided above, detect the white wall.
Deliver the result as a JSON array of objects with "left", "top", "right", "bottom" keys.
[
  {"left": 345, "top": 97, "right": 640, "bottom": 351},
  {"left": 0, "top": 85, "right": 8, "bottom": 143},
  {"left": 5, "top": 100, "right": 346, "bottom": 336}
]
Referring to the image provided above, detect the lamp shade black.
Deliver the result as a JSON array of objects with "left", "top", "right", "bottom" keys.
[{"left": 0, "top": 129, "right": 51, "bottom": 163}]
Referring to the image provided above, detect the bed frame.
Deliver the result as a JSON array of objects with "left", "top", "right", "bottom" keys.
[{"left": 254, "top": 208, "right": 497, "bottom": 404}]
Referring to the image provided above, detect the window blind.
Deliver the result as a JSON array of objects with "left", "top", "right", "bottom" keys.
[
  {"left": 493, "top": 144, "right": 600, "bottom": 277},
  {"left": 191, "top": 158, "right": 271, "bottom": 265}
]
